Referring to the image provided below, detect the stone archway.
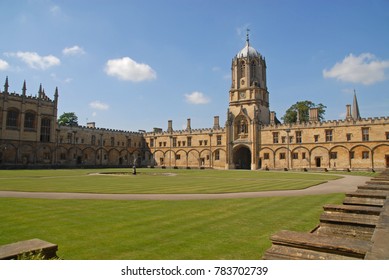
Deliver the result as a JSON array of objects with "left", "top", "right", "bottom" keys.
[{"left": 233, "top": 146, "right": 251, "bottom": 169}]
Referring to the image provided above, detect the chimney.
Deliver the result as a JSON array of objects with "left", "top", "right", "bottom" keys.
[
  {"left": 186, "top": 118, "right": 191, "bottom": 131},
  {"left": 346, "top": 104, "right": 352, "bottom": 120},
  {"left": 167, "top": 120, "right": 173, "bottom": 133},
  {"left": 270, "top": 111, "right": 276, "bottom": 125},
  {"left": 309, "top": 108, "right": 319, "bottom": 122},
  {"left": 213, "top": 116, "right": 220, "bottom": 129},
  {"left": 87, "top": 122, "right": 96, "bottom": 128}
]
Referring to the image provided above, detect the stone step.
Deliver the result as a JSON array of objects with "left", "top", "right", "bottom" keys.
[
  {"left": 264, "top": 244, "right": 361, "bottom": 260},
  {"left": 355, "top": 188, "right": 389, "bottom": 196},
  {"left": 343, "top": 191, "right": 387, "bottom": 207},
  {"left": 264, "top": 230, "right": 371, "bottom": 259},
  {"left": 323, "top": 204, "right": 382, "bottom": 215},
  {"left": 370, "top": 177, "right": 389, "bottom": 182},
  {"left": 320, "top": 212, "right": 379, "bottom": 227},
  {"left": 367, "top": 180, "right": 389, "bottom": 185},
  {"left": 315, "top": 223, "right": 375, "bottom": 240},
  {"left": 316, "top": 211, "right": 379, "bottom": 240},
  {"left": 358, "top": 184, "right": 389, "bottom": 191},
  {"left": 0, "top": 239, "right": 58, "bottom": 260},
  {"left": 346, "top": 191, "right": 388, "bottom": 199},
  {"left": 343, "top": 196, "right": 385, "bottom": 207}
]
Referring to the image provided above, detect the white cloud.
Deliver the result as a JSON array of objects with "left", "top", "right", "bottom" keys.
[
  {"left": 104, "top": 57, "right": 156, "bottom": 82},
  {"left": 62, "top": 45, "right": 85, "bottom": 56},
  {"left": 0, "top": 59, "right": 9, "bottom": 70},
  {"left": 89, "top": 100, "right": 109, "bottom": 110},
  {"left": 323, "top": 53, "right": 389, "bottom": 85},
  {"left": 185, "top": 91, "right": 210, "bottom": 105},
  {"left": 6, "top": 51, "right": 60, "bottom": 70}
]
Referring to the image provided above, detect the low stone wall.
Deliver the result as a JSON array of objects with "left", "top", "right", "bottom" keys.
[
  {"left": 264, "top": 170, "right": 389, "bottom": 260},
  {"left": 0, "top": 239, "right": 58, "bottom": 260}
]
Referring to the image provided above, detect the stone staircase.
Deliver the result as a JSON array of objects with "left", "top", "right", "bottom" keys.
[{"left": 263, "top": 170, "right": 389, "bottom": 260}]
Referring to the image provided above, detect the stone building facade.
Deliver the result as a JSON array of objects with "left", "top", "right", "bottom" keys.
[{"left": 1, "top": 36, "right": 389, "bottom": 170}]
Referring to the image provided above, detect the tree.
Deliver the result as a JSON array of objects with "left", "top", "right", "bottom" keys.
[
  {"left": 281, "top": 100, "right": 326, "bottom": 124},
  {"left": 58, "top": 112, "right": 78, "bottom": 126}
]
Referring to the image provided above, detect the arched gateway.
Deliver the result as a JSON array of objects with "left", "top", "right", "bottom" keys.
[{"left": 233, "top": 146, "right": 251, "bottom": 169}]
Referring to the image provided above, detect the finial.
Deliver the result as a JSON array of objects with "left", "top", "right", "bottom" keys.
[
  {"left": 246, "top": 28, "right": 250, "bottom": 45},
  {"left": 4, "top": 76, "right": 9, "bottom": 93},
  {"left": 22, "top": 80, "right": 27, "bottom": 96},
  {"left": 352, "top": 89, "right": 361, "bottom": 120},
  {"left": 38, "top": 83, "right": 42, "bottom": 98}
]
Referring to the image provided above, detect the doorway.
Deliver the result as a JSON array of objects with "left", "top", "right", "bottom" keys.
[
  {"left": 386, "top": 155, "right": 389, "bottom": 168},
  {"left": 315, "top": 157, "right": 321, "bottom": 167},
  {"left": 233, "top": 146, "right": 251, "bottom": 169}
]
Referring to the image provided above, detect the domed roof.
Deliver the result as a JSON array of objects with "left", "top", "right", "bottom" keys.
[{"left": 237, "top": 43, "right": 260, "bottom": 58}]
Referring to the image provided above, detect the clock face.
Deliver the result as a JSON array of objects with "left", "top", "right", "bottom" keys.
[{"left": 240, "top": 92, "right": 246, "bottom": 99}]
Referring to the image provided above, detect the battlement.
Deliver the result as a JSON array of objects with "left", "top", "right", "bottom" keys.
[
  {"left": 261, "top": 116, "right": 389, "bottom": 130},
  {"left": 145, "top": 127, "right": 225, "bottom": 137},
  {"left": 0, "top": 91, "right": 54, "bottom": 103},
  {"left": 58, "top": 124, "right": 143, "bottom": 136},
  {"left": 0, "top": 77, "right": 57, "bottom": 104}
]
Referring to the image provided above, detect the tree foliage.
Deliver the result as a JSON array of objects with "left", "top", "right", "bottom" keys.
[
  {"left": 58, "top": 112, "right": 78, "bottom": 126},
  {"left": 281, "top": 101, "right": 326, "bottom": 124}
]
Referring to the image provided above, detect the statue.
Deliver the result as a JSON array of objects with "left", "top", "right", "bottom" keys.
[
  {"left": 132, "top": 157, "right": 137, "bottom": 175},
  {"left": 240, "top": 120, "right": 246, "bottom": 133}
]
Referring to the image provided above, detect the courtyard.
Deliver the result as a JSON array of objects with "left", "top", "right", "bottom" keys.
[{"left": 0, "top": 169, "right": 371, "bottom": 259}]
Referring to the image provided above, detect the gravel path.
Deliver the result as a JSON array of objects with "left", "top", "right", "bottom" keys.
[{"left": 0, "top": 174, "right": 370, "bottom": 201}]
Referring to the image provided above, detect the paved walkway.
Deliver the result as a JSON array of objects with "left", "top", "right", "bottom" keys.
[{"left": 0, "top": 174, "right": 370, "bottom": 201}]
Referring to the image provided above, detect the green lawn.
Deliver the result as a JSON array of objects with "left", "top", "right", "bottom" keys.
[
  {"left": 0, "top": 194, "right": 344, "bottom": 259},
  {"left": 0, "top": 168, "right": 341, "bottom": 194},
  {"left": 0, "top": 169, "right": 351, "bottom": 259}
]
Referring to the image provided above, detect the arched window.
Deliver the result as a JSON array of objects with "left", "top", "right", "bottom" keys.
[
  {"left": 251, "top": 61, "right": 256, "bottom": 80},
  {"left": 24, "top": 112, "right": 36, "bottom": 130},
  {"left": 6, "top": 109, "right": 19, "bottom": 128},
  {"left": 40, "top": 118, "right": 51, "bottom": 142},
  {"left": 240, "top": 61, "right": 245, "bottom": 77},
  {"left": 91, "top": 135, "right": 96, "bottom": 146}
]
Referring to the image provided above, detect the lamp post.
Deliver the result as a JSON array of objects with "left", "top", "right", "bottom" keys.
[{"left": 285, "top": 128, "right": 290, "bottom": 170}]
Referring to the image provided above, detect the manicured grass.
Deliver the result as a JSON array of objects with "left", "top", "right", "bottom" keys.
[
  {"left": 0, "top": 194, "right": 344, "bottom": 259},
  {"left": 0, "top": 168, "right": 341, "bottom": 194}
]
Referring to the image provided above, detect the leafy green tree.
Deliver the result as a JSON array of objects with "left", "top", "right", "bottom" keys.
[
  {"left": 282, "top": 101, "right": 326, "bottom": 124},
  {"left": 58, "top": 112, "right": 78, "bottom": 126}
]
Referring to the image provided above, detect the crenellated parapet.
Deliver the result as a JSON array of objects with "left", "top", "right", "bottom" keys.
[
  {"left": 145, "top": 127, "right": 225, "bottom": 137},
  {"left": 58, "top": 124, "right": 143, "bottom": 136},
  {"left": 0, "top": 77, "right": 58, "bottom": 105},
  {"left": 261, "top": 116, "right": 389, "bottom": 130}
]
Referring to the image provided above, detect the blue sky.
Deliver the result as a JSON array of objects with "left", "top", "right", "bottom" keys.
[{"left": 1, "top": 0, "right": 388, "bottom": 132}]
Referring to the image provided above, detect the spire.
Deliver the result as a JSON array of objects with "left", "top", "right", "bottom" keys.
[
  {"left": 38, "top": 83, "right": 43, "bottom": 98},
  {"left": 54, "top": 87, "right": 59, "bottom": 107},
  {"left": 22, "top": 80, "right": 27, "bottom": 96},
  {"left": 352, "top": 90, "right": 361, "bottom": 120},
  {"left": 4, "top": 76, "right": 9, "bottom": 94}
]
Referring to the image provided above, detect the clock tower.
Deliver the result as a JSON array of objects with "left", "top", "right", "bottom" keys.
[{"left": 226, "top": 31, "right": 270, "bottom": 169}]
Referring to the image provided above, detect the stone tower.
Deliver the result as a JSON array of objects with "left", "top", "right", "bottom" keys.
[{"left": 226, "top": 32, "right": 270, "bottom": 169}]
